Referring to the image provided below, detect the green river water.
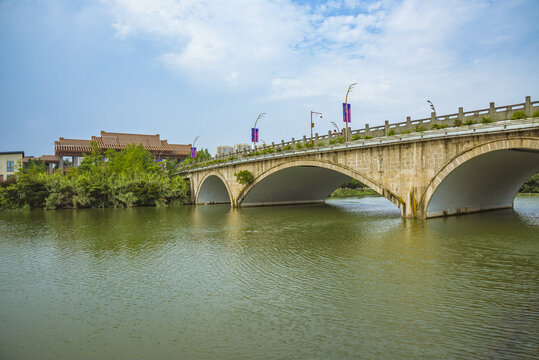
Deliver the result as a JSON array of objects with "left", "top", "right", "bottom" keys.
[{"left": 1, "top": 197, "right": 538, "bottom": 359}]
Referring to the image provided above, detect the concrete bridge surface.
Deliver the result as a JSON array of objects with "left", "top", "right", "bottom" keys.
[{"left": 181, "top": 97, "right": 539, "bottom": 219}]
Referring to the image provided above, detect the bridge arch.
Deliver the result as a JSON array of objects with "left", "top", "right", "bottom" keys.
[
  {"left": 236, "top": 160, "right": 404, "bottom": 211},
  {"left": 196, "top": 171, "right": 232, "bottom": 205},
  {"left": 421, "top": 137, "right": 539, "bottom": 218}
]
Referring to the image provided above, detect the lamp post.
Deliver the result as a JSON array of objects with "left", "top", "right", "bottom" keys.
[
  {"left": 191, "top": 135, "right": 200, "bottom": 159},
  {"left": 427, "top": 100, "right": 436, "bottom": 119},
  {"left": 310, "top": 111, "right": 322, "bottom": 144},
  {"left": 252, "top": 113, "right": 265, "bottom": 149},
  {"left": 344, "top": 82, "right": 357, "bottom": 142}
]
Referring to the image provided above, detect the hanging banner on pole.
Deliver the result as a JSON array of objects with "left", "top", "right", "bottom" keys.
[
  {"left": 342, "top": 103, "right": 351, "bottom": 123},
  {"left": 190, "top": 147, "right": 197, "bottom": 158},
  {"left": 251, "top": 128, "right": 259, "bottom": 143}
]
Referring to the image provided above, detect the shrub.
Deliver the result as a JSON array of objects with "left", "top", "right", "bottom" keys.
[
  {"left": 304, "top": 142, "right": 314, "bottom": 148},
  {"left": 295, "top": 143, "right": 304, "bottom": 149},
  {"left": 261, "top": 147, "right": 274, "bottom": 154},
  {"left": 317, "top": 141, "right": 326, "bottom": 147},
  {"left": 415, "top": 126, "right": 426, "bottom": 132},
  {"left": 364, "top": 135, "right": 373, "bottom": 139},
  {"left": 532, "top": 110, "right": 539, "bottom": 118},
  {"left": 431, "top": 123, "right": 448, "bottom": 130},
  {"left": 283, "top": 144, "right": 292, "bottom": 151},
  {"left": 336, "top": 137, "right": 345, "bottom": 144},
  {"left": 481, "top": 117, "right": 492, "bottom": 124},
  {"left": 234, "top": 170, "right": 254, "bottom": 185},
  {"left": 351, "top": 134, "right": 362, "bottom": 141},
  {"left": 453, "top": 119, "right": 462, "bottom": 127},
  {"left": 328, "top": 139, "right": 338, "bottom": 145},
  {"left": 400, "top": 130, "right": 410, "bottom": 134},
  {"left": 1, "top": 146, "right": 192, "bottom": 210},
  {"left": 511, "top": 110, "right": 527, "bottom": 120},
  {"left": 0, "top": 184, "right": 21, "bottom": 209},
  {"left": 464, "top": 119, "right": 476, "bottom": 126}
]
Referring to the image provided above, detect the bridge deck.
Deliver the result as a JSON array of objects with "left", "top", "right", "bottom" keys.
[{"left": 180, "top": 118, "right": 539, "bottom": 175}]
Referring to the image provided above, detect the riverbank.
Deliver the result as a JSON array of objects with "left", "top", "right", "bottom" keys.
[
  {"left": 329, "top": 188, "right": 380, "bottom": 198},
  {"left": 330, "top": 189, "right": 539, "bottom": 199}
]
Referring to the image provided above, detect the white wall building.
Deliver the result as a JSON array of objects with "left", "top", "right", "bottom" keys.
[
  {"left": 0, "top": 151, "right": 24, "bottom": 182},
  {"left": 216, "top": 145, "right": 234, "bottom": 156},
  {"left": 234, "top": 143, "right": 252, "bottom": 152}
]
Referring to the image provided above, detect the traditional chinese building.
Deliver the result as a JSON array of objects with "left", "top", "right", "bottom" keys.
[{"left": 54, "top": 131, "right": 191, "bottom": 168}]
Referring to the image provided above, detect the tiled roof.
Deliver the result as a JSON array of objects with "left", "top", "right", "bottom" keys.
[
  {"left": 95, "top": 131, "right": 168, "bottom": 151},
  {"left": 169, "top": 144, "right": 192, "bottom": 156},
  {"left": 54, "top": 138, "right": 93, "bottom": 154},
  {"left": 54, "top": 132, "right": 189, "bottom": 158},
  {"left": 39, "top": 155, "right": 61, "bottom": 162},
  {"left": 23, "top": 155, "right": 61, "bottom": 163}
]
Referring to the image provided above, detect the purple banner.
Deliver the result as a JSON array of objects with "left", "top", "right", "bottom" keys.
[
  {"left": 251, "top": 128, "right": 259, "bottom": 143},
  {"left": 190, "top": 147, "right": 197, "bottom": 158},
  {"left": 342, "top": 103, "right": 351, "bottom": 123}
]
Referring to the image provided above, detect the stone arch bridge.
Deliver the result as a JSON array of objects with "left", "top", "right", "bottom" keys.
[{"left": 182, "top": 118, "right": 539, "bottom": 219}]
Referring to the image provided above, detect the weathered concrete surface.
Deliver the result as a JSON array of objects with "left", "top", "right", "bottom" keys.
[{"left": 187, "top": 122, "right": 539, "bottom": 218}]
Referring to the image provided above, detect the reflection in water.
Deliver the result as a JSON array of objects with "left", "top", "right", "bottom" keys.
[{"left": 0, "top": 197, "right": 538, "bottom": 359}]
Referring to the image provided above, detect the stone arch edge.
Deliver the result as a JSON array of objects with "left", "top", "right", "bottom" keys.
[
  {"left": 419, "top": 136, "right": 539, "bottom": 218},
  {"left": 236, "top": 159, "right": 404, "bottom": 210},
  {"left": 195, "top": 170, "right": 233, "bottom": 205}
]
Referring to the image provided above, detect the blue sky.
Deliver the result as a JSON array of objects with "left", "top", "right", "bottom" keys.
[{"left": 1, "top": 0, "right": 538, "bottom": 156}]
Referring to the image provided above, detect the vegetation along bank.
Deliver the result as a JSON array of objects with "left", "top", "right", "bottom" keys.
[{"left": 1, "top": 145, "right": 537, "bottom": 210}]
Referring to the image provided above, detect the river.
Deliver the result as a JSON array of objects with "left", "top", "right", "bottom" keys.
[{"left": 1, "top": 197, "right": 538, "bottom": 359}]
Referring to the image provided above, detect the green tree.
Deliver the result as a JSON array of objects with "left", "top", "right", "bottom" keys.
[
  {"left": 196, "top": 148, "right": 211, "bottom": 161},
  {"left": 520, "top": 173, "right": 539, "bottom": 193},
  {"left": 22, "top": 158, "right": 47, "bottom": 175},
  {"left": 1, "top": 143, "right": 192, "bottom": 210}
]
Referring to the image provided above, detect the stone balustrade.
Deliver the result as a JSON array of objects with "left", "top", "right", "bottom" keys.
[{"left": 187, "top": 96, "right": 538, "bottom": 165}]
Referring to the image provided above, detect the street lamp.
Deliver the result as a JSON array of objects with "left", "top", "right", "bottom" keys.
[
  {"left": 191, "top": 135, "right": 200, "bottom": 159},
  {"left": 427, "top": 100, "right": 436, "bottom": 119},
  {"left": 331, "top": 121, "right": 340, "bottom": 133},
  {"left": 310, "top": 111, "right": 322, "bottom": 144},
  {"left": 344, "top": 82, "right": 358, "bottom": 142},
  {"left": 252, "top": 113, "right": 265, "bottom": 149}
]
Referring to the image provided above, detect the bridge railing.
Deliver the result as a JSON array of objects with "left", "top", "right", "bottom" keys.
[{"left": 191, "top": 96, "right": 538, "bottom": 165}]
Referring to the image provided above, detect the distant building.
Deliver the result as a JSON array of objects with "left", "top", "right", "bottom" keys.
[
  {"left": 234, "top": 143, "right": 252, "bottom": 153},
  {"left": 23, "top": 155, "right": 62, "bottom": 174},
  {"left": 54, "top": 131, "right": 191, "bottom": 168},
  {"left": 216, "top": 145, "right": 234, "bottom": 156},
  {"left": 0, "top": 151, "right": 24, "bottom": 182}
]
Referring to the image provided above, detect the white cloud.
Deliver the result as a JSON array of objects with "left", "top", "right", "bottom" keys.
[{"left": 103, "top": 0, "right": 538, "bottom": 124}]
